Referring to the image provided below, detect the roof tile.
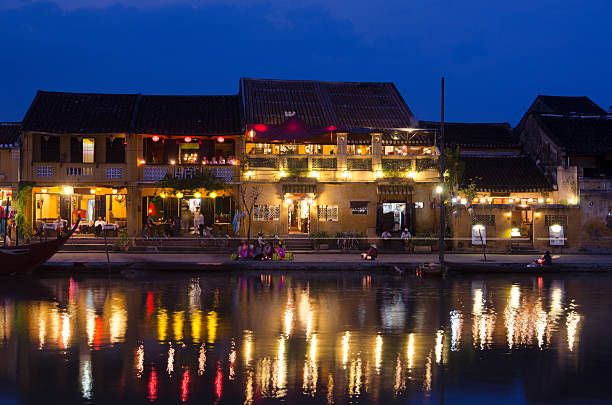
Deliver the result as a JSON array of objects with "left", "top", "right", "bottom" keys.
[
  {"left": 241, "top": 78, "right": 416, "bottom": 130},
  {"left": 461, "top": 156, "right": 553, "bottom": 192},
  {"left": 0, "top": 122, "right": 20, "bottom": 148}
]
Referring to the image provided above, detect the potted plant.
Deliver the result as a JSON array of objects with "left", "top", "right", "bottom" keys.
[
  {"left": 113, "top": 228, "right": 131, "bottom": 252},
  {"left": 310, "top": 231, "right": 329, "bottom": 250}
]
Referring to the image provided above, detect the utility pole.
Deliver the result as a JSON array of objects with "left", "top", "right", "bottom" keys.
[{"left": 439, "top": 77, "right": 445, "bottom": 264}]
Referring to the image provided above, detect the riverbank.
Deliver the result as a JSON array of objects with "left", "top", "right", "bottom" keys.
[{"left": 38, "top": 252, "right": 612, "bottom": 273}]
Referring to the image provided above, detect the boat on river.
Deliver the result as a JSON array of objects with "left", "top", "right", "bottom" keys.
[
  {"left": 0, "top": 218, "right": 80, "bottom": 275},
  {"left": 443, "top": 261, "right": 562, "bottom": 273}
]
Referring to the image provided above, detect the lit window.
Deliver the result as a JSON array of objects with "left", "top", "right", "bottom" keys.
[
  {"left": 318, "top": 205, "right": 338, "bottom": 222},
  {"left": 253, "top": 205, "right": 280, "bottom": 221},
  {"left": 83, "top": 138, "right": 95, "bottom": 163}
]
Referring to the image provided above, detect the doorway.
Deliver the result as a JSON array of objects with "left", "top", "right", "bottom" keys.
[
  {"left": 511, "top": 209, "right": 533, "bottom": 241},
  {"left": 288, "top": 197, "right": 310, "bottom": 234}
]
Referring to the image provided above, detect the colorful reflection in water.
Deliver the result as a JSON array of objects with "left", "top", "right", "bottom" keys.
[{"left": 0, "top": 274, "right": 610, "bottom": 404}]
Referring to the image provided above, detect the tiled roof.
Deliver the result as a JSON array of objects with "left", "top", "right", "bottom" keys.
[
  {"left": 534, "top": 95, "right": 606, "bottom": 115},
  {"left": 22, "top": 91, "right": 139, "bottom": 134},
  {"left": 134, "top": 95, "right": 242, "bottom": 135},
  {"left": 460, "top": 156, "right": 553, "bottom": 192},
  {"left": 0, "top": 122, "right": 20, "bottom": 148},
  {"left": 420, "top": 121, "right": 519, "bottom": 148},
  {"left": 241, "top": 78, "right": 417, "bottom": 130},
  {"left": 538, "top": 115, "right": 612, "bottom": 154}
]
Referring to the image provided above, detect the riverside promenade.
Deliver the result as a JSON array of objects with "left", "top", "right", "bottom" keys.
[{"left": 41, "top": 251, "right": 612, "bottom": 273}]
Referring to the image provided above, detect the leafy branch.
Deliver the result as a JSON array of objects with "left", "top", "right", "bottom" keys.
[{"left": 154, "top": 169, "right": 225, "bottom": 196}]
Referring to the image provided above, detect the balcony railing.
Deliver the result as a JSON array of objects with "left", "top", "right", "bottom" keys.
[
  {"left": 580, "top": 177, "right": 612, "bottom": 191},
  {"left": 347, "top": 157, "right": 372, "bottom": 171},
  {"left": 33, "top": 163, "right": 126, "bottom": 182}
]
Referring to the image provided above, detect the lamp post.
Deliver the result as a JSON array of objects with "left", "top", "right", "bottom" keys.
[{"left": 439, "top": 77, "right": 446, "bottom": 264}]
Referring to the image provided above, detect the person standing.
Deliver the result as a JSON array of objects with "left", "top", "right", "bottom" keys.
[{"left": 401, "top": 228, "right": 412, "bottom": 251}]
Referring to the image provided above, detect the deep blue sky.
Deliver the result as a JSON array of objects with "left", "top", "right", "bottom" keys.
[{"left": 1, "top": 0, "right": 610, "bottom": 124}]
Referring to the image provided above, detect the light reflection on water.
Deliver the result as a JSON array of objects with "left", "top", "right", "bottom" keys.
[{"left": 0, "top": 273, "right": 611, "bottom": 404}]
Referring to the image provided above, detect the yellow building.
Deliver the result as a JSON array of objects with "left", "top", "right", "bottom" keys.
[
  {"left": 18, "top": 81, "right": 442, "bottom": 242},
  {"left": 21, "top": 91, "right": 137, "bottom": 234},
  {"left": 0, "top": 123, "right": 20, "bottom": 235},
  {"left": 20, "top": 92, "right": 242, "bottom": 237},
  {"left": 238, "top": 78, "right": 440, "bottom": 241}
]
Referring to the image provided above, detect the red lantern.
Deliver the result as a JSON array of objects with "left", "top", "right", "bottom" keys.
[
  {"left": 217, "top": 136, "right": 225, "bottom": 143},
  {"left": 184, "top": 136, "right": 192, "bottom": 143},
  {"left": 152, "top": 135, "right": 160, "bottom": 142}
]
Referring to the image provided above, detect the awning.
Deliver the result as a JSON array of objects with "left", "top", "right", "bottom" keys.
[
  {"left": 350, "top": 201, "right": 368, "bottom": 208},
  {"left": 282, "top": 184, "right": 317, "bottom": 194},
  {"left": 247, "top": 117, "right": 334, "bottom": 141}
]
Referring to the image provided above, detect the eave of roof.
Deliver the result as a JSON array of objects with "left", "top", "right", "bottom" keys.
[{"left": 0, "top": 122, "right": 21, "bottom": 148}]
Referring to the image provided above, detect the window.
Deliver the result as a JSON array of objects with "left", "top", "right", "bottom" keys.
[
  {"left": 473, "top": 215, "right": 496, "bottom": 226},
  {"left": 347, "top": 144, "right": 371, "bottom": 155},
  {"left": 214, "top": 197, "right": 234, "bottom": 224},
  {"left": 40, "top": 136, "right": 60, "bottom": 162},
  {"left": 545, "top": 215, "right": 568, "bottom": 226},
  {"left": 318, "top": 205, "right": 338, "bottom": 222},
  {"left": 350, "top": 201, "right": 368, "bottom": 215},
  {"left": 106, "top": 138, "right": 126, "bottom": 163},
  {"left": 253, "top": 205, "right": 281, "bottom": 221},
  {"left": 83, "top": 138, "right": 95, "bottom": 163},
  {"left": 70, "top": 137, "right": 95, "bottom": 163}
]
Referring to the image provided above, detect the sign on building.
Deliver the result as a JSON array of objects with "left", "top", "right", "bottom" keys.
[
  {"left": 549, "top": 225, "right": 564, "bottom": 246},
  {"left": 471, "top": 225, "right": 486, "bottom": 245}
]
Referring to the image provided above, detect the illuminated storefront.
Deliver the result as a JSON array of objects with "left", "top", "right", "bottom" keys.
[{"left": 33, "top": 186, "right": 127, "bottom": 231}]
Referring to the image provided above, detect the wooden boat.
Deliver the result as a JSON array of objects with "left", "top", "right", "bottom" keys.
[
  {"left": 0, "top": 217, "right": 80, "bottom": 275},
  {"left": 416, "top": 262, "right": 447, "bottom": 276},
  {"left": 443, "top": 261, "right": 562, "bottom": 273}
]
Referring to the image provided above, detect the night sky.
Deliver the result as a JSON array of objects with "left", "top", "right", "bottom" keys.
[{"left": 1, "top": 0, "right": 610, "bottom": 124}]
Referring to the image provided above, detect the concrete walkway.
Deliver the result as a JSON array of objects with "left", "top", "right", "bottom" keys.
[{"left": 47, "top": 251, "right": 612, "bottom": 265}]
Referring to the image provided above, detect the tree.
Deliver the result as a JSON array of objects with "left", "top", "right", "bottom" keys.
[
  {"left": 239, "top": 185, "right": 262, "bottom": 254},
  {"left": 154, "top": 169, "right": 225, "bottom": 196}
]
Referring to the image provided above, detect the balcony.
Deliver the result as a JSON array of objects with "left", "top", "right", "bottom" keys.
[
  {"left": 34, "top": 163, "right": 126, "bottom": 182},
  {"left": 142, "top": 164, "right": 239, "bottom": 183},
  {"left": 580, "top": 177, "right": 612, "bottom": 192}
]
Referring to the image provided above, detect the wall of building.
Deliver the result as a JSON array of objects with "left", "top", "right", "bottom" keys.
[
  {"left": 450, "top": 204, "right": 581, "bottom": 252},
  {"left": 579, "top": 191, "right": 612, "bottom": 251}
]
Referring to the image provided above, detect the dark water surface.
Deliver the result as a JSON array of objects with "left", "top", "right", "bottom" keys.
[{"left": 1, "top": 272, "right": 611, "bottom": 404}]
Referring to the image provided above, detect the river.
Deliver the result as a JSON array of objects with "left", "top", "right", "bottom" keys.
[{"left": 0, "top": 272, "right": 611, "bottom": 404}]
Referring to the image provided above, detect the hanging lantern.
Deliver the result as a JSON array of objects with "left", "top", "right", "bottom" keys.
[
  {"left": 217, "top": 136, "right": 225, "bottom": 143},
  {"left": 152, "top": 135, "right": 160, "bottom": 142},
  {"left": 184, "top": 136, "right": 192, "bottom": 143}
]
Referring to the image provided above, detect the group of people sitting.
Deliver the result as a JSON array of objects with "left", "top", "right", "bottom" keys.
[
  {"left": 142, "top": 216, "right": 181, "bottom": 238},
  {"left": 237, "top": 233, "right": 285, "bottom": 260}
]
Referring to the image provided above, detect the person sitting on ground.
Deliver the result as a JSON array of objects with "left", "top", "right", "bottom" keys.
[
  {"left": 276, "top": 243, "right": 286, "bottom": 260},
  {"left": 252, "top": 244, "right": 263, "bottom": 260},
  {"left": 263, "top": 243, "right": 274, "bottom": 260},
  {"left": 238, "top": 242, "right": 249, "bottom": 259},
  {"left": 94, "top": 216, "right": 106, "bottom": 237},
  {"left": 362, "top": 244, "right": 378, "bottom": 260},
  {"left": 257, "top": 232, "right": 265, "bottom": 248},
  {"left": 542, "top": 250, "right": 553, "bottom": 266}
]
